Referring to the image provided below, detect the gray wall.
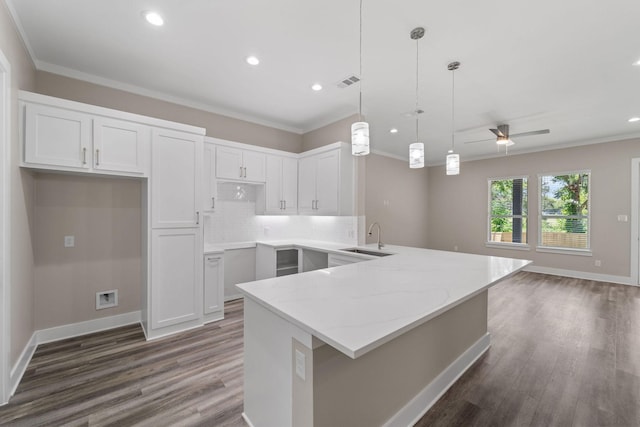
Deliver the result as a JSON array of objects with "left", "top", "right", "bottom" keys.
[
  {"left": 0, "top": 0, "right": 36, "bottom": 370},
  {"left": 36, "top": 71, "right": 303, "bottom": 153},
  {"left": 427, "top": 138, "right": 640, "bottom": 278},
  {"left": 365, "top": 154, "right": 429, "bottom": 248}
]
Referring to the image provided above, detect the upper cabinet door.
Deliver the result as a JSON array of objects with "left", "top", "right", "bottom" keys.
[
  {"left": 202, "top": 142, "right": 217, "bottom": 212},
  {"left": 243, "top": 150, "right": 266, "bottom": 182},
  {"left": 24, "top": 103, "right": 92, "bottom": 169},
  {"left": 215, "top": 146, "right": 266, "bottom": 182},
  {"left": 93, "top": 117, "right": 148, "bottom": 174},
  {"left": 297, "top": 155, "right": 316, "bottom": 213},
  {"left": 314, "top": 150, "right": 340, "bottom": 214},
  {"left": 151, "top": 128, "right": 202, "bottom": 228},
  {"left": 216, "top": 146, "right": 244, "bottom": 180},
  {"left": 265, "top": 155, "right": 283, "bottom": 213},
  {"left": 281, "top": 157, "right": 298, "bottom": 213}
]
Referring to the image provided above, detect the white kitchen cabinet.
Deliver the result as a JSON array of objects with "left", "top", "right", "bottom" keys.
[
  {"left": 92, "top": 117, "right": 148, "bottom": 174},
  {"left": 298, "top": 149, "right": 340, "bottom": 215},
  {"left": 24, "top": 103, "right": 92, "bottom": 170},
  {"left": 265, "top": 154, "right": 298, "bottom": 214},
  {"left": 151, "top": 128, "right": 203, "bottom": 228},
  {"left": 23, "top": 102, "right": 148, "bottom": 176},
  {"left": 216, "top": 146, "right": 266, "bottom": 182},
  {"left": 204, "top": 253, "right": 224, "bottom": 323},
  {"left": 203, "top": 142, "right": 217, "bottom": 212},
  {"left": 150, "top": 228, "right": 203, "bottom": 330}
]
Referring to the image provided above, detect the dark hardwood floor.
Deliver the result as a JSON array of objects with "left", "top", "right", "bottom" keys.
[{"left": 0, "top": 272, "right": 639, "bottom": 426}]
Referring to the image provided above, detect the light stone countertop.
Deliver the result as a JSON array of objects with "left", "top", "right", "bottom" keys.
[{"left": 236, "top": 242, "right": 531, "bottom": 359}]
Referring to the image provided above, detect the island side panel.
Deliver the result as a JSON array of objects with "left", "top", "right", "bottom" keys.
[
  {"left": 243, "top": 298, "right": 314, "bottom": 427},
  {"left": 311, "top": 290, "right": 489, "bottom": 427}
]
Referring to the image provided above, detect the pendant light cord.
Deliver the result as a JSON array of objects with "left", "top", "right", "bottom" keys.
[
  {"left": 451, "top": 67, "right": 455, "bottom": 150},
  {"left": 415, "top": 35, "right": 419, "bottom": 142},
  {"left": 359, "top": 0, "right": 363, "bottom": 122}
]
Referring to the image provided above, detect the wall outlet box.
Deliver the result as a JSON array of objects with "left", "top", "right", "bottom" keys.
[
  {"left": 64, "top": 235, "right": 75, "bottom": 247},
  {"left": 618, "top": 215, "right": 628, "bottom": 222},
  {"left": 96, "top": 290, "right": 118, "bottom": 310}
]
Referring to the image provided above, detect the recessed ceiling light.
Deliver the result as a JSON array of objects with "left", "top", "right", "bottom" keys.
[
  {"left": 246, "top": 56, "right": 260, "bottom": 66},
  {"left": 389, "top": 128, "right": 398, "bottom": 134},
  {"left": 143, "top": 11, "right": 164, "bottom": 26},
  {"left": 311, "top": 83, "right": 323, "bottom": 91},
  {"left": 629, "top": 117, "right": 640, "bottom": 122},
  {"left": 634, "top": 59, "right": 640, "bottom": 66}
]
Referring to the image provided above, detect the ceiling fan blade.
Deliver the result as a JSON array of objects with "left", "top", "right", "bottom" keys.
[
  {"left": 489, "top": 128, "right": 504, "bottom": 138},
  {"left": 509, "top": 129, "right": 550, "bottom": 138},
  {"left": 463, "top": 137, "right": 495, "bottom": 144}
]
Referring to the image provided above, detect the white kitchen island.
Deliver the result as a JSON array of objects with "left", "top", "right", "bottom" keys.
[{"left": 236, "top": 243, "right": 531, "bottom": 427}]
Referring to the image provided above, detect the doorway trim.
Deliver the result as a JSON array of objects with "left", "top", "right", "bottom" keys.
[
  {"left": 631, "top": 158, "right": 640, "bottom": 286},
  {"left": 0, "top": 47, "right": 11, "bottom": 405}
]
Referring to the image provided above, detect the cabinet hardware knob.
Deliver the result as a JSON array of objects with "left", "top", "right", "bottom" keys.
[
  {"left": 82, "top": 147, "right": 87, "bottom": 165},
  {"left": 96, "top": 149, "right": 100, "bottom": 166},
  {"left": 212, "top": 197, "right": 215, "bottom": 209},
  {"left": 196, "top": 211, "right": 200, "bottom": 225},
  {"left": 239, "top": 166, "right": 243, "bottom": 178},
  {"left": 283, "top": 200, "right": 286, "bottom": 210},
  {"left": 244, "top": 167, "right": 247, "bottom": 178}
]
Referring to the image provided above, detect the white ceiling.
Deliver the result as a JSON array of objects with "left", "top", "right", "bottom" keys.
[{"left": 6, "top": 0, "right": 640, "bottom": 164}]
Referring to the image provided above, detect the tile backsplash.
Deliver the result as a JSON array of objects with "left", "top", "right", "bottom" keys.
[{"left": 204, "top": 183, "right": 361, "bottom": 245}]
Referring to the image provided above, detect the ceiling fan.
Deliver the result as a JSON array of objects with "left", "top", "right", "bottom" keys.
[{"left": 464, "top": 124, "right": 550, "bottom": 147}]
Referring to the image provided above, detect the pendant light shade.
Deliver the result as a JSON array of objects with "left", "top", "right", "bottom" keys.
[
  {"left": 446, "top": 61, "right": 461, "bottom": 176},
  {"left": 351, "top": 121, "right": 370, "bottom": 156},
  {"left": 446, "top": 150, "right": 459, "bottom": 175},
  {"left": 409, "top": 142, "right": 424, "bottom": 169},
  {"left": 351, "top": 0, "right": 370, "bottom": 156}
]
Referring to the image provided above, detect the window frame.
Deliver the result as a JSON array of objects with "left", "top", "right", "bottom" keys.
[
  {"left": 537, "top": 170, "right": 592, "bottom": 255},
  {"left": 486, "top": 175, "right": 530, "bottom": 250}
]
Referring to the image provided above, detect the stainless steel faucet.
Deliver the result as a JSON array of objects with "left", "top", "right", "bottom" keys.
[{"left": 367, "top": 222, "right": 384, "bottom": 250}]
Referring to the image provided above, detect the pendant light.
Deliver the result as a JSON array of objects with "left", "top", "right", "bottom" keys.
[
  {"left": 409, "top": 27, "right": 425, "bottom": 169},
  {"left": 351, "top": 0, "right": 369, "bottom": 156},
  {"left": 446, "top": 61, "right": 460, "bottom": 175}
]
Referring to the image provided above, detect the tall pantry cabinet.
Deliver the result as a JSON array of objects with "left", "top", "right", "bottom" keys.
[{"left": 147, "top": 129, "right": 203, "bottom": 337}]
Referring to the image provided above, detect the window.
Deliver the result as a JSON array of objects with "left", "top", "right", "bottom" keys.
[
  {"left": 488, "top": 177, "right": 528, "bottom": 245},
  {"left": 539, "top": 172, "right": 590, "bottom": 250}
]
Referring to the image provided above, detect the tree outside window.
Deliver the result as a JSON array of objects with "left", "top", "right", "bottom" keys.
[
  {"left": 488, "top": 177, "right": 528, "bottom": 244},
  {"left": 539, "top": 172, "right": 590, "bottom": 249}
]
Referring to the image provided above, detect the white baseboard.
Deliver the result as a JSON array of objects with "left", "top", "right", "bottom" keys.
[
  {"left": 241, "top": 413, "right": 256, "bottom": 427},
  {"left": 524, "top": 265, "right": 636, "bottom": 286},
  {"left": 384, "top": 333, "right": 491, "bottom": 427},
  {"left": 36, "top": 311, "right": 141, "bottom": 345},
  {"left": 9, "top": 331, "right": 37, "bottom": 398},
  {"left": 7, "top": 311, "right": 141, "bottom": 401}
]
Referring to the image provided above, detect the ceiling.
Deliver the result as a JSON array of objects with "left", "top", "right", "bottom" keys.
[{"left": 6, "top": 0, "right": 640, "bottom": 164}]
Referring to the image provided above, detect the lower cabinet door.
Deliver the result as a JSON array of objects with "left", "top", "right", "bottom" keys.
[
  {"left": 151, "top": 228, "right": 202, "bottom": 329},
  {"left": 204, "top": 254, "right": 224, "bottom": 316}
]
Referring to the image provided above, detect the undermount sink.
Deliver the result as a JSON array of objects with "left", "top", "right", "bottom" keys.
[{"left": 340, "top": 248, "right": 393, "bottom": 257}]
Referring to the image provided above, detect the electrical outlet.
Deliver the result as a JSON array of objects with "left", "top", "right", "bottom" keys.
[
  {"left": 617, "top": 215, "right": 628, "bottom": 222},
  {"left": 454, "top": 245, "right": 459, "bottom": 252},
  {"left": 594, "top": 259, "right": 602, "bottom": 267},
  {"left": 64, "top": 235, "right": 75, "bottom": 248},
  {"left": 263, "top": 227, "right": 270, "bottom": 237}
]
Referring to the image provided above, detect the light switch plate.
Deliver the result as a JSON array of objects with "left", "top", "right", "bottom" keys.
[
  {"left": 64, "top": 235, "right": 75, "bottom": 247},
  {"left": 617, "top": 215, "right": 628, "bottom": 222}
]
